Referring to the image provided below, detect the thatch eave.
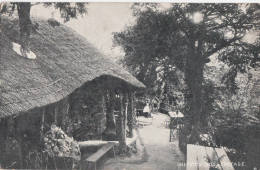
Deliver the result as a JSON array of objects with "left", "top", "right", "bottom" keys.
[{"left": 0, "top": 17, "right": 145, "bottom": 118}]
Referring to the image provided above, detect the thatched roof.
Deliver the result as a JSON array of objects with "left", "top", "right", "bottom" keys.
[{"left": 0, "top": 17, "right": 145, "bottom": 118}]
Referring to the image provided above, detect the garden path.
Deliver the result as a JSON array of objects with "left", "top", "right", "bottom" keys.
[{"left": 104, "top": 112, "right": 185, "bottom": 170}]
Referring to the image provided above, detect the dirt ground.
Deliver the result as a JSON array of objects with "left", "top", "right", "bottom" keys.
[{"left": 104, "top": 112, "right": 186, "bottom": 170}]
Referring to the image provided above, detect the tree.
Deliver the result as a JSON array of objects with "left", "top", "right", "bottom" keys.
[
  {"left": 0, "top": 2, "right": 87, "bottom": 52},
  {"left": 114, "top": 3, "right": 260, "bottom": 143}
]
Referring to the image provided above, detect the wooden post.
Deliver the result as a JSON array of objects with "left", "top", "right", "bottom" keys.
[
  {"left": 108, "top": 90, "right": 116, "bottom": 129},
  {"left": 125, "top": 93, "right": 128, "bottom": 137},
  {"left": 62, "top": 96, "right": 70, "bottom": 133},
  {"left": 40, "top": 108, "right": 45, "bottom": 140},
  {"left": 103, "top": 90, "right": 117, "bottom": 140},
  {"left": 15, "top": 118, "right": 24, "bottom": 168},
  {"left": 128, "top": 92, "right": 134, "bottom": 138},
  {"left": 101, "top": 91, "right": 105, "bottom": 117},
  {"left": 57, "top": 98, "right": 66, "bottom": 127},
  {"left": 118, "top": 91, "right": 127, "bottom": 154},
  {"left": 17, "top": 134, "right": 24, "bottom": 168},
  {"left": 60, "top": 98, "right": 65, "bottom": 128},
  {"left": 131, "top": 92, "right": 137, "bottom": 127},
  {"left": 0, "top": 118, "right": 8, "bottom": 167},
  {"left": 54, "top": 105, "right": 58, "bottom": 125},
  {"left": 100, "top": 91, "right": 106, "bottom": 138}
]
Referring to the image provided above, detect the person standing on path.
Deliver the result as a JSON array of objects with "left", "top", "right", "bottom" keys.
[{"left": 143, "top": 102, "right": 151, "bottom": 118}]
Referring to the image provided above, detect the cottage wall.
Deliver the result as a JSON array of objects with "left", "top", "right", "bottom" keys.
[
  {"left": 0, "top": 74, "right": 140, "bottom": 168},
  {"left": 68, "top": 80, "right": 107, "bottom": 141},
  {"left": 0, "top": 82, "right": 107, "bottom": 168},
  {"left": 0, "top": 107, "right": 45, "bottom": 168}
]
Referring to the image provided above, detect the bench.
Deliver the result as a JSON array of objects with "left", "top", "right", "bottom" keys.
[
  {"left": 79, "top": 140, "right": 118, "bottom": 148},
  {"left": 186, "top": 144, "right": 234, "bottom": 170},
  {"left": 81, "top": 142, "right": 116, "bottom": 170}
]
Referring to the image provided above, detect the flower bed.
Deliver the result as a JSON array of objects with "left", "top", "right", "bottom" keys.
[{"left": 43, "top": 125, "right": 81, "bottom": 161}]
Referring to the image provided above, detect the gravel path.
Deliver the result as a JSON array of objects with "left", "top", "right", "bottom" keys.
[{"left": 104, "top": 113, "right": 185, "bottom": 170}]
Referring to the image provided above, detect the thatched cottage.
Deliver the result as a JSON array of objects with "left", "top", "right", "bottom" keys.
[{"left": 0, "top": 17, "right": 144, "bottom": 168}]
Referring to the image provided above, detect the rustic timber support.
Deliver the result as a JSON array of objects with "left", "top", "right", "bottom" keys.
[
  {"left": 61, "top": 96, "right": 70, "bottom": 133},
  {"left": 125, "top": 93, "right": 129, "bottom": 136},
  {"left": 118, "top": 91, "right": 127, "bottom": 154},
  {"left": 54, "top": 105, "right": 58, "bottom": 124},
  {"left": 15, "top": 119, "right": 25, "bottom": 168},
  {"left": 60, "top": 100, "right": 65, "bottom": 128},
  {"left": 0, "top": 118, "right": 8, "bottom": 167},
  {"left": 17, "top": 135, "right": 24, "bottom": 168},
  {"left": 40, "top": 108, "right": 45, "bottom": 140},
  {"left": 103, "top": 89, "right": 117, "bottom": 140},
  {"left": 64, "top": 97, "right": 70, "bottom": 127},
  {"left": 102, "top": 91, "right": 106, "bottom": 114},
  {"left": 108, "top": 90, "right": 116, "bottom": 130},
  {"left": 127, "top": 92, "right": 135, "bottom": 138},
  {"left": 56, "top": 99, "right": 65, "bottom": 127}
]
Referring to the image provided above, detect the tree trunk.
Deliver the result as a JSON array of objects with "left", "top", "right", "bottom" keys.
[
  {"left": 17, "top": 2, "right": 32, "bottom": 51},
  {"left": 185, "top": 52, "right": 205, "bottom": 144}
]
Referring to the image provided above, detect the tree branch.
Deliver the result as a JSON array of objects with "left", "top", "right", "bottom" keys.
[{"left": 203, "top": 36, "right": 242, "bottom": 58}]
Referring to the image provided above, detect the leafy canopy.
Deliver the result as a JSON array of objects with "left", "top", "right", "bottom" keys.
[
  {"left": 0, "top": 2, "right": 88, "bottom": 52},
  {"left": 114, "top": 3, "right": 260, "bottom": 94},
  {"left": 0, "top": 2, "right": 88, "bottom": 22}
]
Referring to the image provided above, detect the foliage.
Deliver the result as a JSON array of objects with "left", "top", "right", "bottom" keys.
[
  {"left": 0, "top": 2, "right": 87, "bottom": 52},
  {"left": 0, "top": 2, "right": 88, "bottom": 22},
  {"left": 43, "top": 3, "right": 88, "bottom": 22},
  {"left": 203, "top": 65, "right": 260, "bottom": 169},
  {"left": 114, "top": 3, "right": 260, "bottom": 143},
  {"left": 213, "top": 71, "right": 259, "bottom": 128},
  {"left": 43, "top": 124, "right": 81, "bottom": 161}
]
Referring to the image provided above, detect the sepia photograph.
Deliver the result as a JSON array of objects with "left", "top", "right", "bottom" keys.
[{"left": 0, "top": 2, "right": 259, "bottom": 170}]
